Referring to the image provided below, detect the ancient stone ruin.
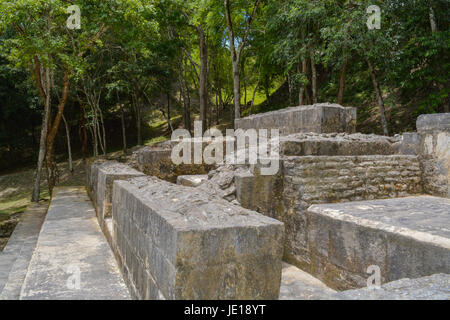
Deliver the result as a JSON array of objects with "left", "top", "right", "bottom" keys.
[{"left": 1, "top": 103, "right": 449, "bottom": 300}]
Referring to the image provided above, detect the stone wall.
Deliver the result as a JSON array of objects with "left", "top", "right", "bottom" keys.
[
  {"left": 306, "top": 197, "right": 450, "bottom": 290},
  {"left": 86, "top": 160, "right": 144, "bottom": 241},
  {"left": 417, "top": 113, "right": 450, "bottom": 198},
  {"left": 111, "top": 176, "right": 284, "bottom": 300},
  {"left": 128, "top": 144, "right": 215, "bottom": 183},
  {"left": 235, "top": 103, "right": 356, "bottom": 135},
  {"left": 235, "top": 154, "right": 423, "bottom": 290}
]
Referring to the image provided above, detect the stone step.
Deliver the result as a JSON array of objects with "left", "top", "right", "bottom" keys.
[
  {"left": 0, "top": 202, "right": 48, "bottom": 300},
  {"left": 305, "top": 196, "right": 450, "bottom": 289},
  {"left": 335, "top": 273, "right": 450, "bottom": 300},
  {"left": 19, "top": 187, "right": 130, "bottom": 300},
  {"left": 279, "top": 263, "right": 336, "bottom": 300}
]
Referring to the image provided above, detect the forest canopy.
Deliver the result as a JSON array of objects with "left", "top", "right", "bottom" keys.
[{"left": 0, "top": 0, "right": 448, "bottom": 199}]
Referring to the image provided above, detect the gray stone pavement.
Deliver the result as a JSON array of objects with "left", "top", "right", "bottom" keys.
[
  {"left": 0, "top": 202, "right": 48, "bottom": 300},
  {"left": 19, "top": 187, "right": 130, "bottom": 300},
  {"left": 335, "top": 273, "right": 450, "bottom": 300},
  {"left": 279, "top": 263, "right": 336, "bottom": 300}
]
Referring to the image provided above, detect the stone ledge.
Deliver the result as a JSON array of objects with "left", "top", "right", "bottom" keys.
[
  {"left": 112, "top": 176, "right": 284, "bottom": 299},
  {"left": 279, "top": 133, "right": 400, "bottom": 156},
  {"left": 334, "top": 273, "right": 450, "bottom": 300},
  {"left": 417, "top": 113, "right": 450, "bottom": 133},
  {"left": 305, "top": 196, "right": 450, "bottom": 289},
  {"left": 235, "top": 103, "right": 356, "bottom": 135}
]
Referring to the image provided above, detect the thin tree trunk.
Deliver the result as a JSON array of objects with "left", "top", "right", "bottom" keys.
[
  {"left": 298, "top": 61, "right": 304, "bottom": 105},
  {"left": 337, "top": 61, "right": 347, "bottom": 105},
  {"left": 287, "top": 74, "right": 293, "bottom": 106},
  {"left": 62, "top": 114, "right": 73, "bottom": 173},
  {"left": 79, "top": 105, "right": 88, "bottom": 161},
  {"left": 429, "top": 5, "right": 437, "bottom": 32},
  {"left": 92, "top": 108, "right": 99, "bottom": 157},
  {"left": 97, "top": 104, "right": 106, "bottom": 156},
  {"left": 250, "top": 60, "right": 262, "bottom": 112},
  {"left": 46, "top": 67, "right": 70, "bottom": 191},
  {"left": 232, "top": 61, "right": 241, "bottom": 120},
  {"left": 134, "top": 96, "right": 142, "bottom": 146},
  {"left": 31, "top": 66, "right": 51, "bottom": 202},
  {"left": 198, "top": 26, "right": 208, "bottom": 132},
  {"left": 121, "top": 106, "right": 127, "bottom": 154},
  {"left": 224, "top": 0, "right": 260, "bottom": 122},
  {"left": 311, "top": 52, "right": 318, "bottom": 104},
  {"left": 367, "top": 58, "right": 389, "bottom": 136},
  {"left": 167, "top": 93, "right": 173, "bottom": 133}
]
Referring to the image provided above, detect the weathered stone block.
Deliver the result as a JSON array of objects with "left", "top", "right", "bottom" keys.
[
  {"left": 235, "top": 103, "right": 356, "bottom": 135},
  {"left": 334, "top": 273, "right": 450, "bottom": 300},
  {"left": 417, "top": 113, "right": 450, "bottom": 198},
  {"left": 132, "top": 146, "right": 215, "bottom": 183},
  {"left": 306, "top": 196, "right": 450, "bottom": 290},
  {"left": 112, "top": 176, "right": 284, "bottom": 300},
  {"left": 176, "top": 175, "right": 208, "bottom": 187},
  {"left": 279, "top": 133, "right": 399, "bottom": 156},
  {"left": 417, "top": 113, "right": 450, "bottom": 133},
  {"left": 94, "top": 161, "right": 145, "bottom": 220}
]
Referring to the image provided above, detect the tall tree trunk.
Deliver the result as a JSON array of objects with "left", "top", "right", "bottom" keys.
[
  {"left": 232, "top": 60, "right": 241, "bottom": 121},
  {"left": 428, "top": 4, "right": 448, "bottom": 112},
  {"left": 337, "top": 61, "right": 347, "bottom": 105},
  {"left": 224, "top": 0, "right": 260, "bottom": 122},
  {"left": 46, "top": 67, "right": 70, "bottom": 191},
  {"left": 311, "top": 52, "right": 318, "bottom": 104},
  {"left": 367, "top": 59, "right": 389, "bottom": 136},
  {"left": 429, "top": 5, "right": 437, "bottom": 32},
  {"left": 79, "top": 105, "right": 88, "bottom": 161},
  {"left": 250, "top": 60, "right": 262, "bottom": 112},
  {"left": 134, "top": 96, "right": 142, "bottom": 146},
  {"left": 97, "top": 105, "right": 106, "bottom": 156},
  {"left": 198, "top": 26, "right": 208, "bottom": 132},
  {"left": 121, "top": 106, "right": 127, "bottom": 154},
  {"left": 299, "top": 60, "right": 310, "bottom": 105},
  {"left": 287, "top": 74, "right": 293, "bottom": 106},
  {"left": 92, "top": 108, "right": 99, "bottom": 157},
  {"left": 31, "top": 66, "right": 51, "bottom": 202},
  {"left": 62, "top": 114, "right": 73, "bottom": 173},
  {"left": 167, "top": 92, "right": 173, "bottom": 133}
]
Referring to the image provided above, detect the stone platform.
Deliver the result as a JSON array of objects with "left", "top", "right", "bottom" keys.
[
  {"left": 335, "top": 273, "right": 450, "bottom": 300},
  {"left": 305, "top": 196, "right": 450, "bottom": 289},
  {"left": 19, "top": 187, "right": 130, "bottom": 300},
  {"left": 235, "top": 103, "right": 356, "bottom": 135},
  {"left": 111, "top": 176, "right": 284, "bottom": 300}
]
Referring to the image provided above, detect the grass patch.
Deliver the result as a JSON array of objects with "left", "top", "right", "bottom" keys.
[{"left": 144, "top": 136, "right": 168, "bottom": 146}]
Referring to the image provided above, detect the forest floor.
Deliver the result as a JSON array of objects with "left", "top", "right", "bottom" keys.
[{"left": 0, "top": 158, "right": 89, "bottom": 250}]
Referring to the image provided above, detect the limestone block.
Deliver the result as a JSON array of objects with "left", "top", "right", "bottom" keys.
[
  {"left": 306, "top": 196, "right": 450, "bottom": 290},
  {"left": 112, "top": 176, "right": 284, "bottom": 300},
  {"left": 235, "top": 103, "right": 356, "bottom": 135},
  {"left": 93, "top": 161, "right": 145, "bottom": 220},
  {"left": 417, "top": 113, "right": 450, "bottom": 133},
  {"left": 176, "top": 175, "right": 208, "bottom": 187},
  {"left": 279, "top": 133, "right": 399, "bottom": 156},
  {"left": 335, "top": 274, "right": 450, "bottom": 300},
  {"left": 134, "top": 146, "right": 215, "bottom": 183}
]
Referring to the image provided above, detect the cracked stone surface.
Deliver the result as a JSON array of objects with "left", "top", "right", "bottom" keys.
[
  {"left": 20, "top": 187, "right": 130, "bottom": 300},
  {"left": 335, "top": 274, "right": 450, "bottom": 300}
]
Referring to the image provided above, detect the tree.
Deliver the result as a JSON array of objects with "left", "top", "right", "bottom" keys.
[{"left": 224, "top": 0, "right": 261, "bottom": 120}]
